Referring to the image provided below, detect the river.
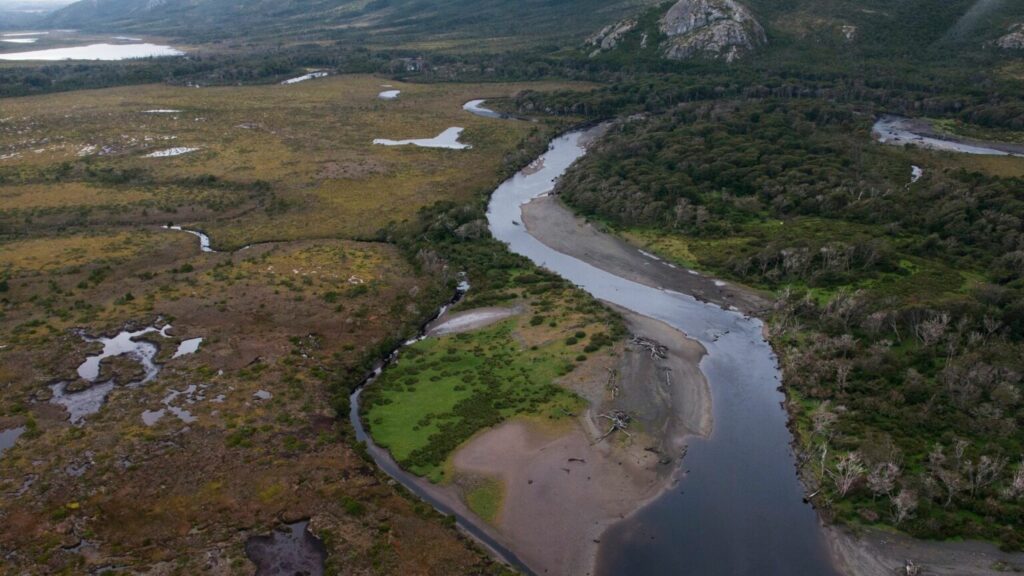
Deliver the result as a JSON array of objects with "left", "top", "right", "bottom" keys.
[
  {"left": 349, "top": 113, "right": 837, "bottom": 574},
  {"left": 488, "top": 127, "right": 837, "bottom": 575}
]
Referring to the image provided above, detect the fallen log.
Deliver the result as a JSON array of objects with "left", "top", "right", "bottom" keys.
[{"left": 631, "top": 335, "right": 668, "bottom": 359}]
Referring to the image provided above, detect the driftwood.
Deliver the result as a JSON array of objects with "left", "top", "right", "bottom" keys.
[
  {"left": 631, "top": 335, "right": 667, "bottom": 359},
  {"left": 606, "top": 368, "right": 620, "bottom": 398},
  {"left": 595, "top": 410, "right": 632, "bottom": 442}
]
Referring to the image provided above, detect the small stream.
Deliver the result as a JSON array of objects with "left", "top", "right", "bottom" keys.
[
  {"left": 162, "top": 225, "right": 215, "bottom": 252},
  {"left": 345, "top": 280, "right": 536, "bottom": 574},
  {"left": 873, "top": 115, "right": 1024, "bottom": 157}
]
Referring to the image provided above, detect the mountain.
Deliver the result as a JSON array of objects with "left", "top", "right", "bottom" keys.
[
  {"left": 587, "top": 0, "right": 767, "bottom": 62},
  {"left": 47, "top": 0, "right": 659, "bottom": 45},
  {"left": 585, "top": 0, "right": 1024, "bottom": 66}
]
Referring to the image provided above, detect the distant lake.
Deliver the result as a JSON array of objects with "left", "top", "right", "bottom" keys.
[{"left": 0, "top": 42, "right": 184, "bottom": 61}]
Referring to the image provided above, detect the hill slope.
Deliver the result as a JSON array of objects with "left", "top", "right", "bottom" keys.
[{"left": 47, "top": 0, "right": 658, "bottom": 45}]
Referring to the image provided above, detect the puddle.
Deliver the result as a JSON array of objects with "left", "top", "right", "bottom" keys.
[
  {"left": 162, "top": 225, "right": 214, "bottom": 252},
  {"left": 463, "top": 99, "right": 507, "bottom": 119},
  {"left": 245, "top": 520, "right": 326, "bottom": 576},
  {"left": 51, "top": 381, "right": 116, "bottom": 425},
  {"left": 373, "top": 127, "right": 470, "bottom": 150},
  {"left": 143, "top": 384, "right": 203, "bottom": 426},
  {"left": 0, "top": 43, "right": 184, "bottom": 61},
  {"left": 281, "top": 71, "right": 328, "bottom": 85},
  {"left": 77, "top": 326, "right": 169, "bottom": 383},
  {"left": 172, "top": 337, "right": 203, "bottom": 359},
  {"left": 50, "top": 323, "right": 196, "bottom": 424},
  {"left": 0, "top": 427, "right": 25, "bottom": 458},
  {"left": 378, "top": 89, "right": 401, "bottom": 99},
  {"left": 144, "top": 147, "right": 198, "bottom": 158}
]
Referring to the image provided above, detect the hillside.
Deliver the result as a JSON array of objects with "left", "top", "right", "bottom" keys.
[{"left": 47, "top": 0, "right": 658, "bottom": 46}]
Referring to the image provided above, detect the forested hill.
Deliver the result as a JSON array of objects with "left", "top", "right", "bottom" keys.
[
  {"left": 45, "top": 0, "right": 657, "bottom": 45},
  {"left": 743, "top": 0, "right": 1024, "bottom": 56}
]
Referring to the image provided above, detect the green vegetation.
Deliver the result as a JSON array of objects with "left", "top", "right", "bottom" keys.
[
  {"left": 363, "top": 293, "right": 620, "bottom": 481},
  {"left": 466, "top": 478, "right": 505, "bottom": 523},
  {"left": 548, "top": 97, "right": 1024, "bottom": 547}
]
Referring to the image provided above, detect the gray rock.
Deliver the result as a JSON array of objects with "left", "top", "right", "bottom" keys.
[
  {"left": 587, "top": 18, "right": 638, "bottom": 52},
  {"left": 997, "top": 24, "right": 1024, "bottom": 50},
  {"left": 660, "top": 0, "right": 766, "bottom": 62}
]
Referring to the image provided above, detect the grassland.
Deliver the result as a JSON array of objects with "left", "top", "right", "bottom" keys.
[
  {"left": 363, "top": 274, "right": 623, "bottom": 482},
  {"left": 0, "top": 75, "right": 589, "bottom": 245},
  {"left": 0, "top": 74, "right": 594, "bottom": 573}
]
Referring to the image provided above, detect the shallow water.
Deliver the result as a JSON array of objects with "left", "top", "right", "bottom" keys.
[
  {"left": 486, "top": 128, "right": 837, "bottom": 575},
  {"left": 0, "top": 427, "right": 25, "bottom": 458},
  {"left": 378, "top": 89, "right": 401, "bottom": 99},
  {"left": 144, "top": 147, "right": 198, "bottom": 158},
  {"left": 51, "top": 381, "right": 116, "bottom": 425},
  {"left": 172, "top": 337, "right": 203, "bottom": 359},
  {"left": 0, "top": 43, "right": 184, "bottom": 61},
  {"left": 162, "top": 225, "right": 214, "bottom": 252},
  {"left": 463, "top": 99, "right": 507, "bottom": 119},
  {"left": 281, "top": 71, "right": 328, "bottom": 85},
  {"left": 874, "top": 116, "right": 1022, "bottom": 157},
  {"left": 143, "top": 384, "right": 200, "bottom": 426},
  {"left": 54, "top": 324, "right": 173, "bottom": 424},
  {"left": 77, "top": 326, "right": 167, "bottom": 383},
  {"left": 373, "top": 127, "right": 470, "bottom": 149},
  {"left": 245, "top": 520, "right": 327, "bottom": 576},
  {"left": 428, "top": 308, "right": 517, "bottom": 336}
]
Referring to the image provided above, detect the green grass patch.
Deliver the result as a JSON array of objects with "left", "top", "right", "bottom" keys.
[
  {"left": 362, "top": 319, "right": 584, "bottom": 482},
  {"left": 465, "top": 478, "right": 504, "bottom": 524}
]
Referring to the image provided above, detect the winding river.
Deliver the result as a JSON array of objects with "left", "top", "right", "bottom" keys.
[
  {"left": 489, "top": 128, "right": 836, "bottom": 575},
  {"left": 348, "top": 115, "right": 835, "bottom": 569},
  {"left": 349, "top": 104, "right": 837, "bottom": 574}
]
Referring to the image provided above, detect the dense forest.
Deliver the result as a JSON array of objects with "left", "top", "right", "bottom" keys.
[{"left": 550, "top": 98, "right": 1024, "bottom": 546}]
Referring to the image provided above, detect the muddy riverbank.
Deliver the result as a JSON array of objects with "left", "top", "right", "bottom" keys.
[
  {"left": 521, "top": 195, "right": 769, "bottom": 315},
  {"left": 449, "top": 308, "right": 711, "bottom": 575}
]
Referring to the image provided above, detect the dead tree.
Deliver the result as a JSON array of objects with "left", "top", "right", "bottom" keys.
[
  {"left": 595, "top": 410, "right": 632, "bottom": 443},
  {"left": 631, "top": 335, "right": 667, "bottom": 359}
]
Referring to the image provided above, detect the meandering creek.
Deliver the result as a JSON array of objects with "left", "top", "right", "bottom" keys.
[{"left": 873, "top": 115, "right": 1024, "bottom": 157}]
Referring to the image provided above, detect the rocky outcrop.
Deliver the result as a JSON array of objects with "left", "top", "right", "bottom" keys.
[
  {"left": 587, "top": 19, "right": 637, "bottom": 55},
  {"left": 996, "top": 24, "right": 1024, "bottom": 50},
  {"left": 660, "top": 0, "right": 766, "bottom": 62}
]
